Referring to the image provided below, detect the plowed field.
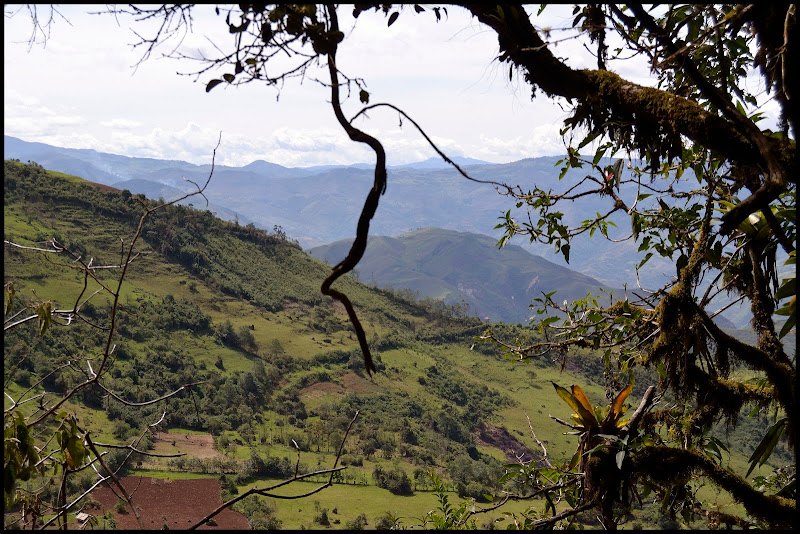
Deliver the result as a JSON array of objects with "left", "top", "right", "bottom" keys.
[{"left": 90, "top": 476, "right": 250, "bottom": 530}]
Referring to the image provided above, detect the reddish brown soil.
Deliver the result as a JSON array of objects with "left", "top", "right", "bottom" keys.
[
  {"left": 341, "top": 372, "right": 381, "bottom": 394},
  {"left": 89, "top": 476, "right": 251, "bottom": 530},
  {"left": 473, "top": 421, "right": 540, "bottom": 463},
  {"left": 86, "top": 181, "right": 120, "bottom": 192}
]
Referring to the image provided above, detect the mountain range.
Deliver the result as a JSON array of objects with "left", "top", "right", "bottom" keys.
[{"left": 4, "top": 135, "right": 752, "bottom": 327}]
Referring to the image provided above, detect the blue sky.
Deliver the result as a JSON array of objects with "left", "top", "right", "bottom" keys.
[{"left": 4, "top": 5, "right": 779, "bottom": 168}]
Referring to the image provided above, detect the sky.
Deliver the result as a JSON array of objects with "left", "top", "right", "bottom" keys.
[{"left": 4, "top": 5, "right": 779, "bottom": 168}]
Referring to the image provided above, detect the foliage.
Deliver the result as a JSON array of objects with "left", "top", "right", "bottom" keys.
[
  {"left": 372, "top": 464, "right": 413, "bottom": 496},
  {"left": 232, "top": 495, "right": 283, "bottom": 530},
  {"left": 8, "top": 1, "right": 797, "bottom": 529},
  {"left": 469, "top": 4, "right": 797, "bottom": 529},
  {"left": 417, "top": 469, "right": 477, "bottom": 530},
  {"left": 345, "top": 512, "right": 369, "bottom": 530}
]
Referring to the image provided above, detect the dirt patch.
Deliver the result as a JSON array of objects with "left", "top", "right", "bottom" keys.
[
  {"left": 331, "top": 300, "right": 348, "bottom": 317},
  {"left": 151, "top": 431, "right": 224, "bottom": 460},
  {"left": 341, "top": 372, "right": 381, "bottom": 394},
  {"left": 89, "top": 476, "right": 250, "bottom": 530},
  {"left": 300, "top": 380, "right": 347, "bottom": 400},
  {"left": 281, "top": 298, "right": 311, "bottom": 315},
  {"left": 473, "top": 422, "right": 540, "bottom": 464}
]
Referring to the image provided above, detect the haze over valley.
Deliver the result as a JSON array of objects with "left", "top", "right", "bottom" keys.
[{"left": 6, "top": 135, "right": 757, "bottom": 328}]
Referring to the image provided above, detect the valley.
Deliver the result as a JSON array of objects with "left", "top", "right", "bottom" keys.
[
  {"left": 2, "top": 160, "right": 611, "bottom": 529},
  {"left": 5, "top": 134, "right": 765, "bottom": 329},
  {"left": 3, "top": 159, "right": 789, "bottom": 530}
]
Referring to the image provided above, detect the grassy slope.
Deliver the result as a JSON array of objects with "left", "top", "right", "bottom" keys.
[
  {"left": 4, "top": 162, "right": 579, "bottom": 525},
  {"left": 4, "top": 161, "right": 779, "bottom": 529},
  {"left": 308, "top": 227, "right": 618, "bottom": 325}
]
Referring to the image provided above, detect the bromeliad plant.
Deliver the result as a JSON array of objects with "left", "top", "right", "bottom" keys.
[
  {"left": 552, "top": 382, "right": 658, "bottom": 528},
  {"left": 553, "top": 383, "right": 634, "bottom": 472}
]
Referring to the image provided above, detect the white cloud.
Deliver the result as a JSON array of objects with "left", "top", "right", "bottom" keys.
[
  {"left": 4, "top": 5, "right": 783, "bottom": 172},
  {"left": 100, "top": 118, "right": 142, "bottom": 129},
  {"left": 475, "top": 127, "right": 565, "bottom": 163}
]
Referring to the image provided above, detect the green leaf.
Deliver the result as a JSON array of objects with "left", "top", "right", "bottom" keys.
[
  {"left": 261, "top": 23, "right": 273, "bottom": 42},
  {"left": 539, "top": 316, "right": 560, "bottom": 332},
  {"left": 38, "top": 301, "right": 52, "bottom": 336},
  {"left": 746, "top": 418, "right": 787, "bottom": 477},
  {"left": 5, "top": 282, "right": 14, "bottom": 315},
  {"left": 676, "top": 254, "right": 688, "bottom": 276},
  {"left": 222, "top": 73, "right": 235, "bottom": 83},
  {"left": 554, "top": 383, "right": 598, "bottom": 429},
  {"left": 656, "top": 361, "right": 667, "bottom": 380},
  {"left": 205, "top": 79, "right": 223, "bottom": 93},
  {"left": 359, "top": 89, "right": 370, "bottom": 104},
  {"left": 775, "top": 277, "right": 795, "bottom": 300},
  {"left": 777, "top": 310, "right": 795, "bottom": 339}
]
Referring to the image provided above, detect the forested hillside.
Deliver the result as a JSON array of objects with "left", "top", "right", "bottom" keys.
[
  {"left": 4, "top": 160, "right": 792, "bottom": 529},
  {"left": 2, "top": 160, "right": 607, "bottom": 528}
]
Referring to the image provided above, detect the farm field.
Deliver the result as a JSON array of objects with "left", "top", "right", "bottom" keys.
[{"left": 90, "top": 476, "right": 251, "bottom": 530}]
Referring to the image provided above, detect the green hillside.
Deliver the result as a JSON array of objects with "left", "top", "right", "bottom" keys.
[
  {"left": 4, "top": 161, "right": 780, "bottom": 529},
  {"left": 309, "top": 228, "right": 619, "bottom": 324}
]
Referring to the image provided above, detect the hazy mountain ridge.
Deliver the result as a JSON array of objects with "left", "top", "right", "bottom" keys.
[
  {"left": 310, "top": 228, "right": 620, "bottom": 325},
  {"left": 4, "top": 135, "right": 754, "bottom": 326}
]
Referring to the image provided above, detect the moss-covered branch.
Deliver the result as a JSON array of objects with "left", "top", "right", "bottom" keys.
[
  {"left": 461, "top": 4, "right": 796, "bottom": 177},
  {"left": 631, "top": 446, "right": 795, "bottom": 529}
]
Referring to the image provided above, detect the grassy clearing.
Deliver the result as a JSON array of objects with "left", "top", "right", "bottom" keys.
[
  {"left": 128, "top": 469, "right": 217, "bottom": 481},
  {"left": 235, "top": 477, "right": 541, "bottom": 530}
]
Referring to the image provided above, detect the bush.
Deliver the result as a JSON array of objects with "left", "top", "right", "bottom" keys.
[
  {"left": 345, "top": 513, "right": 368, "bottom": 530},
  {"left": 341, "top": 454, "right": 363, "bottom": 467},
  {"left": 115, "top": 497, "right": 128, "bottom": 514},
  {"left": 372, "top": 465, "right": 413, "bottom": 496},
  {"left": 313, "top": 508, "right": 330, "bottom": 526},
  {"left": 374, "top": 513, "right": 398, "bottom": 530}
]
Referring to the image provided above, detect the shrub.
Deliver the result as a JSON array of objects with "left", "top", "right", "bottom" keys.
[
  {"left": 372, "top": 465, "right": 413, "bottom": 496},
  {"left": 345, "top": 513, "right": 368, "bottom": 530},
  {"left": 313, "top": 508, "right": 330, "bottom": 526}
]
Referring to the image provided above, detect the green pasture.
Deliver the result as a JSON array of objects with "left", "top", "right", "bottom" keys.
[{"left": 235, "top": 477, "right": 543, "bottom": 530}]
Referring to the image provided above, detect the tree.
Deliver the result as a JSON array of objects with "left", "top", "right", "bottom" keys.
[{"left": 11, "top": 3, "right": 796, "bottom": 530}]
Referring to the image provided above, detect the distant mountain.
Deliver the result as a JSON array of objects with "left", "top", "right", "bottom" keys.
[
  {"left": 111, "top": 178, "right": 252, "bottom": 225},
  {"left": 390, "top": 156, "right": 491, "bottom": 170},
  {"left": 2, "top": 135, "right": 757, "bottom": 327},
  {"left": 3, "top": 134, "right": 197, "bottom": 182},
  {"left": 309, "top": 227, "right": 620, "bottom": 324}
]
